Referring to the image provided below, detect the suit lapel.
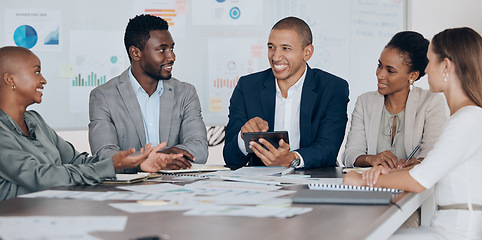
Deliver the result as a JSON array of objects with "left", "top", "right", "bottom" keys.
[
  {"left": 117, "top": 70, "right": 146, "bottom": 146},
  {"left": 159, "top": 80, "right": 174, "bottom": 143},
  {"left": 367, "top": 93, "right": 384, "bottom": 154},
  {"left": 299, "top": 66, "right": 317, "bottom": 147},
  {"left": 260, "top": 73, "right": 276, "bottom": 131}
]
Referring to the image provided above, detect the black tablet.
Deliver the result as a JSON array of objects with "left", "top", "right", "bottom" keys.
[{"left": 243, "top": 131, "right": 289, "bottom": 153}]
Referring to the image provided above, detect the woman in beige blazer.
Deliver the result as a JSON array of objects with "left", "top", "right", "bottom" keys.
[{"left": 343, "top": 31, "right": 447, "bottom": 168}]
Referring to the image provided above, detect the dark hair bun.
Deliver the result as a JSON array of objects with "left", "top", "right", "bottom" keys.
[{"left": 386, "top": 31, "right": 429, "bottom": 80}]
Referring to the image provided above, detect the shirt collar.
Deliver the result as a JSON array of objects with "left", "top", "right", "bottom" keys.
[
  {"left": 128, "top": 68, "right": 163, "bottom": 96},
  {"left": 0, "top": 110, "right": 37, "bottom": 138},
  {"left": 275, "top": 65, "right": 307, "bottom": 98}
]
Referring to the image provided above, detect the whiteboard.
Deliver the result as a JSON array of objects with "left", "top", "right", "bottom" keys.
[{"left": 0, "top": 0, "right": 406, "bottom": 130}]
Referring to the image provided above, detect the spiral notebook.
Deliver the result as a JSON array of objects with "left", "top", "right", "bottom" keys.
[{"left": 308, "top": 183, "right": 402, "bottom": 193}]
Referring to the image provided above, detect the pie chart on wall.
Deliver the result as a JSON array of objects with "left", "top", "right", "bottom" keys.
[{"left": 13, "top": 25, "right": 38, "bottom": 49}]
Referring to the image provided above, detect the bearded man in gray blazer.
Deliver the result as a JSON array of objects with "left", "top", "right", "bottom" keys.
[{"left": 89, "top": 15, "right": 208, "bottom": 172}]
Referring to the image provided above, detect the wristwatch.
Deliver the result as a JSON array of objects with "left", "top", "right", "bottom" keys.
[
  {"left": 281, "top": 153, "right": 301, "bottom": 175},
  {"left": 289, "top": 152, "right": 301, "bottom": 168}
]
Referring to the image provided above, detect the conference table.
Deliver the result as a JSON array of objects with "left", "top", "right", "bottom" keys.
[{"left": 0, "top": 168, "right": 434, "bottom": 240}]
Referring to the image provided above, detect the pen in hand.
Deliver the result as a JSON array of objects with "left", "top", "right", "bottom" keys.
[
  {"left": 182, "top": 155, "right": 195, "bottom": 169},
  {"left": 404, "top": 145, "right": 421, "bottom": 163},
  {"left": 183, "top": 155, "right": 194, "bottom": 163}
]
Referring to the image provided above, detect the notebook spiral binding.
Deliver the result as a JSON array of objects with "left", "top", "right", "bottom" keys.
[
  {"left": 162, "top": 173, "right": 210, "bottom": 179},
  {"left": 308, "top": 183, "right": 403, "bottom": 193}
]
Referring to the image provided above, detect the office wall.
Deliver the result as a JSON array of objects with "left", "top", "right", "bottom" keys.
[
  {"left": 4, "top": 0, "right": 482, "bottom": 165},
  {"left": 407, "top": 0, "right": 482, "bottom": 91},
  {"left": 0, "top": 0, "right": 406, "bottom": 130}
]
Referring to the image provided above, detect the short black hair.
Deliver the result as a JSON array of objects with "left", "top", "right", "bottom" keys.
[
  {"left": 124, "top": 14, "right": 169, "bottom": 60},
  {"left": 385, "top": 31, "right": 429, "bottom": 80},
  {"left": 271, "top": 16, "right": 313, "bottom": 47}
]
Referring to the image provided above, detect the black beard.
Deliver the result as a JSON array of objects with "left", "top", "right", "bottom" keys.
[
  {"left": 158, "top": 73, "right": 171, "bottom": 80},
  {"left": 146, "top": 71, "right": 171, "bottom": 81}
]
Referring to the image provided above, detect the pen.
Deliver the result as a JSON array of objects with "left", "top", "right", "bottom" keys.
[
  {"left": 281, "top": 167, "right": 295, "bottom": 175},
  {"left": 183, "top": 155, "right": 194, "bottom": 169},
  {"left": 183, "top": 155, "right": 194, "bottom": 163},
  {"left": 404, "top": 145, "right": 421, "bottom": 163}
]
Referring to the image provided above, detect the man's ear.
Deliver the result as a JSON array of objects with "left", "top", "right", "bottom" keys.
[
  {"left": 129, "top": 46, "right": 142, "bottom": 61},
  {"left": 303, "top": 44, "right": 314, "bottom": 62}
]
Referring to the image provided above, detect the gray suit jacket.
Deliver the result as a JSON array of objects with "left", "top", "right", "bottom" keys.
[
  {"left": 342, "top": 87, "right": 447, "bottom": 167},
  {"left": 88, "top": 69, "right": 208, "bottom": 165}
]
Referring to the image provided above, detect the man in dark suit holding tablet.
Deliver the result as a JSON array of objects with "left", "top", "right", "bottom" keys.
[{"left": 223, "top": 16, "right": 349, "bottom": 169}]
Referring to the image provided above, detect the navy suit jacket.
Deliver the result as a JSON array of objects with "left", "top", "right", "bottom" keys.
[{"left": 223, "top": 65, "right": 349, "bottom": 169}]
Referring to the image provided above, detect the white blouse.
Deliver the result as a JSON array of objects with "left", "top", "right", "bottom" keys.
[{"left": 409, "top": 106, "right": 482, "bottom": 238}]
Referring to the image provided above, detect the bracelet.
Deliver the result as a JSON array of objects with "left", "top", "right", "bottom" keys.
[{"left": 417, "top": 159, "right": 422, "bottom": 163}]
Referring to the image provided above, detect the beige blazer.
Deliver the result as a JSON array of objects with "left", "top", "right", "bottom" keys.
[{"left": 342, "top": 87, "right": 447, "bottom": 167}]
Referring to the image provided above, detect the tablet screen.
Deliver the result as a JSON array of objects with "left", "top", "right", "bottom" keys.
[{"left": 242, "top": 131, "right": 289, "bottom": 153}]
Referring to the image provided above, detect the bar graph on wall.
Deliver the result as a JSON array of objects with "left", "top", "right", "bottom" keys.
[
  {"left": 145, "top": 9, "right": 176, "bottom": 26},
  {"left": 213, "top": 77, "right": 239, "bottom": 89},
  {"left": 72, "top": 72, "right": 106, "bottom": 87},
  {"left": 133, "top": 0, "right": 187, "bottom": 38}
]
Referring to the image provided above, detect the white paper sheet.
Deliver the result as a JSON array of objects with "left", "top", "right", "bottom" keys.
[
  {"left": 0, "top": 216, "right": 127, "bottom": 240},
  {"left": 108, "top": 202, "right": 193, "bottom": 213},
  {"left": 116, "top": 183, "right": 190, "bottom": 194},
  {"left": 230, "top": 166, "right": 288, "bottom": 176},
  {"left": 184, "top": 205, "right": 312, "bottom": 218},
  {"left": 183, "top": 180, "right": 281, "bottom": 191}
]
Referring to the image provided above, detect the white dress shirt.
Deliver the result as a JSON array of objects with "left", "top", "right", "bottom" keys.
[
  {"left": 237, "top": 66, "right": 307, "bottom": 168},
  {"left": 128, "top": 68, "right": 163, "bottom": 146}
]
